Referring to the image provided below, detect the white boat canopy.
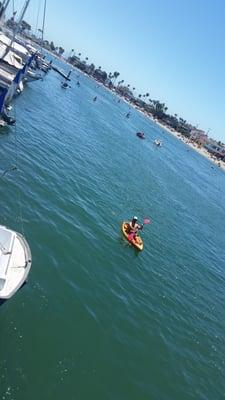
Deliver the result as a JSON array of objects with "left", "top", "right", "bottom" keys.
[
  {"left": 0, "top": 42, "right": 23, "bottom": 69},
  {"left": 0, "top": 33, "right": 29, "bottom": 57},
  {"left": 24, "top": 42, "right": 37, "bottom": 54}
]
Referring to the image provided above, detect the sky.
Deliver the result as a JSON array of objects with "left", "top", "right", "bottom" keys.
[{"left": 11, "top": 0, "right": 225, "bottom": 141}]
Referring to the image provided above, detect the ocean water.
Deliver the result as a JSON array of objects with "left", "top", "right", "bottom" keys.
[{"left": 0, "top": 58, "right": 225, "bottom": 400}]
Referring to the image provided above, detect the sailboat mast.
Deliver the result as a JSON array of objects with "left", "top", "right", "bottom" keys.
[
  {"left": 41, "top": 0, "right": 47, "bottom": 45},
  {"left": 0, "top": 0, "right": 11, "bottom": 21},
  {"left": 35, "top": 0, "right": 41, "bottom": 36},
  {"left": 0, "top": 0, "right": 31, "bottom": 60},
  {"left": 17, "top": 0, "right": 31, "bottom": 28}
]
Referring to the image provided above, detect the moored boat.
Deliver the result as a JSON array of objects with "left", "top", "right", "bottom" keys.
[{"left": 0, "top": 225, "right": 32, "bottom": 299}]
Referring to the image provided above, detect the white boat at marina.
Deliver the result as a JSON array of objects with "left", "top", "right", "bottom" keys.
[
  {"left": 0, "top": 225, "right": 32, "bottom": 299},
  {"left": 0, "top": 1, "right": 51, "bottom": 121},
  {"left": 16, "top": 80, "right": 24, "bottom": 94},
  {"left": 25, "top": 69, "right": 43, "bottom": 82}
]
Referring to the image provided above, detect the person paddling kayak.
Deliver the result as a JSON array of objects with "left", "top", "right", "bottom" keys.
[
  {"left": 128, "top": 216, "right": 143, "bottom": 239},
  {"left": 121, "top": 217, "right": 151, "bottom": 251}
]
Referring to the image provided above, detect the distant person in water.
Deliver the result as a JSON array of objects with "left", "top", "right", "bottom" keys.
[
  {"left": 76, "top": 81, "right": 80, "bottom": 86},
  {"left": 118, "top": 99, "right": 121, "bottom": 103},
  {"left": 93, "top": 96, "right": 97, "bottom": 102},
  {"left": 61, "top": 82, "right": 68, "bottom": 88},
  {"left": 126, "top": 112, "right": 131, "bottom": 118},
  {"left": 128, "top": 216, "right": 143, "bottom": 239}
]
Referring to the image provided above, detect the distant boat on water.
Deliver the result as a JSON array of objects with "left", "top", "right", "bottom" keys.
[
  {"left": 60, "top": 69, "right": 72, "bottom": 89},
  {"left": 136, "top": 131, "right": 145, "bottom": 139},
  {"left": 154, "top": 139, "right": 163, "bottom": 147}
]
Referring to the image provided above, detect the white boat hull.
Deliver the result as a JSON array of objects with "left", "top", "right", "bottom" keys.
[{"left": 0, "top": 226, "right": 32, "bottom": 299}]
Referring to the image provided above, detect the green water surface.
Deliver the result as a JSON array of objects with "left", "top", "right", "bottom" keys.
[{"left": 0, "top": 59, "right": 225, "bottom": 400}]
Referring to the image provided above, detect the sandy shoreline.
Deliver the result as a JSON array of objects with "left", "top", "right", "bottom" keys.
[
  {"left": 46, "top": 51, "right": 225, "bottom": 172},
  {"left": 141, "top": 111, "right": 225, "bottom": 171},
  {"left": 112, "top": 91, "right": 225, "bottom": 172}
]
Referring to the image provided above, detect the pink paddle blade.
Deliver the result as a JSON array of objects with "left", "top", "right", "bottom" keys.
[{"left": 143, "top": 218, "right": 151, "bottom": 224}]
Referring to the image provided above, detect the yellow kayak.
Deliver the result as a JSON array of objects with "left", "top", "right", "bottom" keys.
[{"left": 121, "top": 222, "right": 144, "bottom": 251}]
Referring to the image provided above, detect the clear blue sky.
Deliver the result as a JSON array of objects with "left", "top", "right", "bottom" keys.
[{"left": 15, "top": 0, "right": 225, "bottom": 141}]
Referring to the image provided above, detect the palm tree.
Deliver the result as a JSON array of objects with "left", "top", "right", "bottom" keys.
[
  {"left": 68, "top": 48, "right": 74, "bottom": 59},
  {"left": 113, "top": 71, "right": 120, "bottom": 84},
  {"left": 88, "top": 63, "right": 95, "bottom": 74},
  {"left": 58, "top": 46, "right": 65, "bottom": 56}
]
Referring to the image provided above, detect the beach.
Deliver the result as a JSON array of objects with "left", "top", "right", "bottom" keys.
[
  {"left": 120, "top": 95, "right": 225, "bottom": 171},
  {"left": 35, "top": 48, "right": 225, "bottom": 172},
  {"left": 153, "top": 118, "right": 225, "bottom": 171}
]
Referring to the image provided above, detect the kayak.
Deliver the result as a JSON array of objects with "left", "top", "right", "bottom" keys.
[{"left": 121, "top": 222, "right": 144, "bottom": 251}]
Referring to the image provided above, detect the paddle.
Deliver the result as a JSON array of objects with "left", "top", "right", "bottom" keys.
[{"left": 127, "top": 218, "right": 151, "bottom": 241}]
